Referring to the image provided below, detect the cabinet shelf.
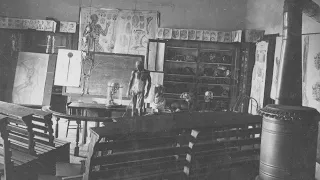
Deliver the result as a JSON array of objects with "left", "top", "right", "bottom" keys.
[
  {"left": 199, "top": 76, "right": 231, "bottom": 79},
  {"left": 200, "top": 49, "right": 231, "bottom": 52},
  {"left": 163, "top": 80, "right": 195, "bottom": 84},
  {"left": 200, "top": 62, "right": 233, "bottom": 66},
  {"left": 165, "top": 60, "right": 197, "bottom": 64},
  {"left": 166, "top": 74, "right": 195, "bottom": 77},
  {"left": 167, "top": 46, "right": 198, "bottom": 50},
  {"left": 165, "top": 93, "right": 182, "bottom": 96},
  {"left": 197, "top": 83, "right": 231, "bottom": 86},
  {"left": 198, "top": 96, "right": 231, "bottom": 99}
]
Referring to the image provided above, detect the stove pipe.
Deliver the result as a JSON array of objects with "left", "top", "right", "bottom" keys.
[
  {"left": 275, "top": 0, "right": 303, "bottom": 106},
  {"left": 275, "top": 0, "right": 320, "bottom": 105}
]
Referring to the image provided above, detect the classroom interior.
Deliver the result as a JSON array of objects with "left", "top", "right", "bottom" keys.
[{"left": 1, "top": 0, "right": 320, "bottom": 179}]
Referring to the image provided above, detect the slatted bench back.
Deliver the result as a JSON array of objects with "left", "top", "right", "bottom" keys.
[
  {"left": 0, "top": 101, "right": 55, "bottom": 156},
  {"left": 84, "top": 112, "right": 262, "bottom": 180},
  {"left": 28, "top": 109, "right": 54, "bottom": 147},
  {"left": 85, "top": 114, "right": 188, "bottom": 180},
  {"left": 0, "top": 102, "right": 36, "bottom": 155},
  {"left": 0, "top": 114, "right": 13, "bottom": 180},
  {"left": 182, "top": 115, "right": 261, "bottom": 179}
]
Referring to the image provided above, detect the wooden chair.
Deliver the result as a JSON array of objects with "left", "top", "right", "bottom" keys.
[
  {"left": 0, "top": 114, "right": 39, "bottom": 180},
  {"left": 66, "top": 102, "right": 82, "bottom": 138}
]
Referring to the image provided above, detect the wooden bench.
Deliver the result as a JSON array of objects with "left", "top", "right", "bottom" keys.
[
  {"left": 180, "top": 112, "right": 261, "bottom": 179},
  {"left": 69, "top": 111, "right": 262, "bottom": 180},
  {"left": 19, "top": 104, "right": 71, "bottom": 162},
  {"left": 0, "top": 114, "right": 39, "bottom": 180},
  {"left": 0, "top": 101, "right": 70, "bottom": 175}
]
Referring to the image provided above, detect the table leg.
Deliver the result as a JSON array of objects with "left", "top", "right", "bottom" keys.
[
  {"left": 74, "top": 120, "right": 80, "bottom": 156},
  {"left": 82, "top": 121, "right": 88, "bottom": 144},
  {"left": 54, "top": 116, "right": 60, "bottom": 138},
  {"left": 81, "top": 110, "right": 88, "bottom": 144}
]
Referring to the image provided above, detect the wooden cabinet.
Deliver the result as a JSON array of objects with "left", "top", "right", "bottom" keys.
[
  {"left": 22, "top": 31, "right": 77, "bottom": 53},
  {"left": 147, "top": 39, "right": 241, "bottom": 111}
]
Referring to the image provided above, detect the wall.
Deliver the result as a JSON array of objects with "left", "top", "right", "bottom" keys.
[
  {"left": 0, "top": 0, "right": 247, "bottom": 31},
  {"left": 246, "top": 0, "right": 320, "bottom": 34}
]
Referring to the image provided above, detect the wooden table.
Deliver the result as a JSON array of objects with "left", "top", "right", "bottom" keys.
[{"left": 67, "top": 102, "right": 127, "bottom": 144}]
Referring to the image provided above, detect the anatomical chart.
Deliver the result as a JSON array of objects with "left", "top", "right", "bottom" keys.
[
  {"left": 249, "top": 41, "right": 269, "bottom": 115},
  {"left": 12, "top": 52, "right": 50, "bottom": 105},
  {"left": 113, "top": 10, "right": 158, "bottom": 55},
  {"left": 270, "top": 37, "right": 282, "bottom": 100},
  {"left": 79, "top": 8, "right": 159, "bottom": 56},
  {"left": 54, "top": 49, "right": 82, "bottom": 87},
  {"left": 302, "top": 34, "right": 320, "bottom": 112},
  {"left": 79, "top": 8, "right": 119, "bottom": 53}
]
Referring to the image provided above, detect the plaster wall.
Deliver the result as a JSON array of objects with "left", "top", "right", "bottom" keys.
[{"left": 0, "top": 0, "right": 248, "bottom": 30}]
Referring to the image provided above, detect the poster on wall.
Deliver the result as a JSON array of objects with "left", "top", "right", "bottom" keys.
[
  {"left": 270, "top": 37, "right": 282, "bottom": 100},
  {"left": 54, "top": 49, "right": 82, "bottom": 87},
  {"left": 79, "top": 8, "right": 119, "bottom": 53},
  {"left": 249, "top": 41, "right": 269, "bottom": 115},
  {"left": 163, "top": 28, "right": 172, "bottom": 39},
  {"left": 172, "top": 29, "right": 180, "bottom": 40},
  {"left": 302, "top": 34, "right": 320, "bottom": 111},
  {"left": 114, "top": 10, "right": 158, "bottom": 55},
  {"left": 79, "top": 8, "right": 159, "bottom": 56},
  {"left": 302, "top": 35, "right": 309, "bottom": 107},
  {"left": 12, "top": 52, "right": 55, "bottom": 105}
]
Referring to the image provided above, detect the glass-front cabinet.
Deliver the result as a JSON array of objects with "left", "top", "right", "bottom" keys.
[{"left": 147, "top": 39, "right": 240, "bottom": 111}]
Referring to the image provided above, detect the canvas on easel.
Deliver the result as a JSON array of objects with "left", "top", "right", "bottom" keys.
[
  {"left": 12, "top": 52, "right": 56, "bottom": 105},
  {"left": 54, "top": 49, "right": 82, "bottom": 87}
]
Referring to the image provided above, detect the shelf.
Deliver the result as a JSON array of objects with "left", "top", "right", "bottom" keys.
[
  {"left": 167, "top": 46, "right": 198, "bottom": 50},
  {"left": 166, "top": 97, "right": 184, "bottom": 100},
  {"left": 165, "top": 93, "right": 182, "bottom": 96},
  {"left": 200, "top": 49, "right": 231, "bottom": 52},
  {"left": 165, "top": 60, "right": 197, "bottom": 64},
  {"left": 165, "top": 74, "right": 195, "bottom": 77},
  {"left": 199, "top": 76, "right": 231, "bottom": 79},
  {"left": 163, "top": 80, "right": 196, "bottom": 84},
  {"left": 200, "top": 62, "right": 233, "bottom": 66},
  {"left": 198, "top": 83, "right": 231, "bottom": 86},
  {"left": 198, "top": 95, "right": 230, "bottom": 98}
]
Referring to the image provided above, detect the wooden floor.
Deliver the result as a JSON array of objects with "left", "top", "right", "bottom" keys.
[{"left": 37, "top": 118, "right": 320, "bottom": 180}]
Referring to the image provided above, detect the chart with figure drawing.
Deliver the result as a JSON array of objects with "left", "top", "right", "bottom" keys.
[
  {"left": 12, "top": 52, "right": 51, "bottom": 105},
  {"left": 54, "top": 49, "right": 82, "bottom": 87},
  {"left": 65, "top": 53, "right": 144, "bottom": 98},
  {"left": 79, "top": 8, "right": 158, "bottom": 56}
]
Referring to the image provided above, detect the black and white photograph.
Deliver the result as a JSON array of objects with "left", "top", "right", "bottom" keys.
[{"left": 1, "top": 0, "right": 320, "bottom": 179}]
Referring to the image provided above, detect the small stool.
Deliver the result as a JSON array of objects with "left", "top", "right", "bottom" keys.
[
  {"left": 66, "top": 102, "right": 82, "bottom": 138},
  {"left": 66, "top": 120, "right": 82, "bottom": 137}
]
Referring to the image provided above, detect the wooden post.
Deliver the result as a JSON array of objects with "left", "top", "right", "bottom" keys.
[
  {"left": 53, "top": 116, "right": 60, "bottom": 138},
  {"left": 46, "top": 115, "right": 55, "bottom": 145},
  {"left": 74, "top": 120, "right": 80, "bottom": 156},
  {"left": 24, "top": 116, "right": 36, "bottom": 155}
]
